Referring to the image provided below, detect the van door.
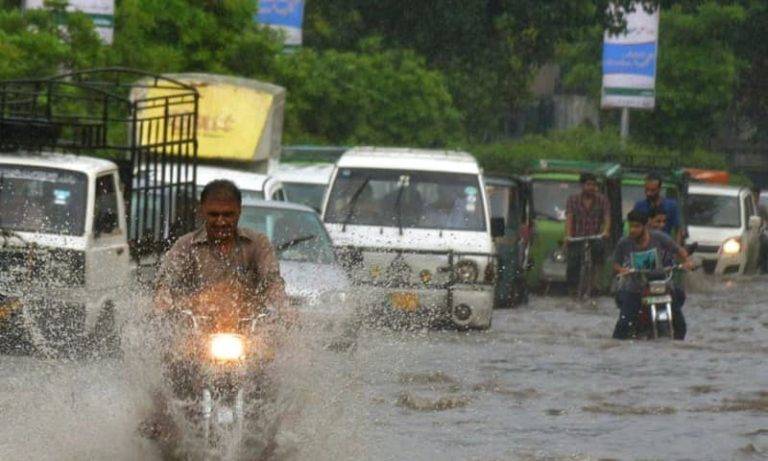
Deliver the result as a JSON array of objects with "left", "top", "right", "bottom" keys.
[{"left": 89, "top": 173, "right": 131, "bottom": 291}]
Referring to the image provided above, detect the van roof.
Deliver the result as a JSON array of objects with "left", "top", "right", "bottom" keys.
[
  {"left": 0, "top": 151, "right": 117, "bottom": 176},
  {"left": 528, "top": 159, "right": 622, "bottom": 178},
  {"left": 337, "top": 147, "right": 480, "bottom": 174},
  {"left": 273, "top": 163, "right": 335, "bottom": 184},
  {"left": 688, "top": 183, "right": 744, "bottom": 197}
]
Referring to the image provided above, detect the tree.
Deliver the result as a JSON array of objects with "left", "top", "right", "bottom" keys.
[
  {"left": 273, "top": 42, "right": 463, "bottom": 146},
  {"left": 559, "top": 2, "right": 746, "bottom": 151}
]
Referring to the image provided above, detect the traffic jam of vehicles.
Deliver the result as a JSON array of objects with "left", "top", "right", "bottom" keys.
[{"left": 1, "top": 69, "right": 767, "bottom": 460}]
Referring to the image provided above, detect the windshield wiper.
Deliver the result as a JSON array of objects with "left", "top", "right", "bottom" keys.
[
  {"left": 341, "top": 177, "right": 370, "bottom": 232},
  {"left": 277, "top": 235, "right": 318, "bottom": 253}
]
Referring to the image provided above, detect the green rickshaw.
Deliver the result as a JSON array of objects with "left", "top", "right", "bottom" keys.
[
  {"left": 484, "top": 174, "right": 533, "bottom": 308},
  {"left": 524, "top": 160, "right": 624, "bottom": 294}
]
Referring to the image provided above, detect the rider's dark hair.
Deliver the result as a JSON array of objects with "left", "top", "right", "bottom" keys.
[
  {"left": 648, "top": 207, "right": 666, "bottom": 219},
  {"left": 200, "top": 179, "right": 242, "bottom": 206},
  {"left": 627, "top": 210, "right": 648, "bottom": 225},
  {"left": 580, "top": 172, "right": 597, "bottom": 184},
  {"left": 645, "top": 172, "right": 663, "bottom": 188}
]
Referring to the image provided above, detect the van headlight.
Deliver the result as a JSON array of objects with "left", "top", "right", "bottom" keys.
[
  {"left": 551, "top": 248, "right": 566, "bottom": 263},
  {"left": 209, "top": 333, "right": 246, "bottom": 362},
  {"left": 454, "top": 260, "right": 479, "bottom": 283},
  {"left": 722, "top": 238, "right": 741, "bottom": 255}
]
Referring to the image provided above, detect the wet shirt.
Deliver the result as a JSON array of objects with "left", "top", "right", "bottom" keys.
[
  {"left": 633, "top": 197, "right": 680, "bottom": 236},
  {"left": 155, "top": 227, "right": 286, "bottom": 313},
  {"left": 613, "top": 230, "right": 681, "bottom": 292},
  {"left": 566, "top": 192, "right": 610, "bottom": 237}
]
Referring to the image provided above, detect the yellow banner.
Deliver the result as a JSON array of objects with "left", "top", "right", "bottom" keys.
[{"left": 137, "top": 76, "right": 280, "bottom": 162}]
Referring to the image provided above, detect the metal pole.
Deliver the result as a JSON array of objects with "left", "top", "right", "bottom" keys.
[{"left": 620, "top": 107, "right": 630, "bottom": 146}]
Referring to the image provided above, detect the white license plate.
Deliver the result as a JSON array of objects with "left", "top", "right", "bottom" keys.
[{"left": 644, "top": 295, "right": 672, "bottom": 305}]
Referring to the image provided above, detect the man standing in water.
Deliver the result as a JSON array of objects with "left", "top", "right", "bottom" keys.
[
  {"left": 565, "top": 172, "right": 611, "bottom": 297},
  {"left": 613, "top": 210, "right": 694, "bottom": 340},
  {"left": 633, "top": 173, "right": 683, "bottom": 243},
  {"left": 750, "top": 187, "right": 768, "bottom": 273}
]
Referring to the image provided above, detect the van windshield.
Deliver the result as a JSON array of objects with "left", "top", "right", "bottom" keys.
[
  {"left": 532, "top": 180, "right": 581, "bottom": 221},
  {"left": 0, "top": 166, "right": 88, "bottom": 236},
  {"left": 325, "top": 168, "right": 486, "bottom": 232},
  {"left": 687, "top": 194, "right": 741, "bottom": 228},
  {"left": 283, "top": 183, "right": 327, "bottom": 211}
]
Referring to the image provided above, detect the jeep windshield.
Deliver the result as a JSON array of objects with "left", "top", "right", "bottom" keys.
[
  {"left": 531, "top": 180, "right": 581, "bottom": 221},
  {"left": 325, "top": 168, "right": 486, "bottom": 232},
  {"left": 0, "top": 166, "right": 87, "bottom": 236},
  {"left": 687, "top": 194, "right": 741, "bottom": 228}
]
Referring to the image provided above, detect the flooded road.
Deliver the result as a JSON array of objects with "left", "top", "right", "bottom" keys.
[{"left": 1, "top": 274, "right": 767, "bottom": 460}]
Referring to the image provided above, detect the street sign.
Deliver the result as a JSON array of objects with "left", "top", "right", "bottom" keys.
[{"left": 601, "top": 4, "right": 660, "bottom": 110}]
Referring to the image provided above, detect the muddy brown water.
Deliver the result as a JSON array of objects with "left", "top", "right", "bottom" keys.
[{"left": 1, "top": 274, "right": 767, "bottom": 460}]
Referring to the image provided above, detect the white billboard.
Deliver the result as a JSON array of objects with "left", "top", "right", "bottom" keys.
[
  {"left": 24, "top": 0, "right": 114, "bottom": 44},
  {"left": 601, "top": 4, "right": 660, "bottom": 110}
]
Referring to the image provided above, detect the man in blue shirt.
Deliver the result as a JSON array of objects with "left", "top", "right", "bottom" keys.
[{"left": 633, "top": 173, "right": 683, "bottom": 243}]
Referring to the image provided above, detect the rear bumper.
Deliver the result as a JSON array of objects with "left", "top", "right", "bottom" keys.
[{"left": 357, "top": 284, "right": 493, "bottom": 329}]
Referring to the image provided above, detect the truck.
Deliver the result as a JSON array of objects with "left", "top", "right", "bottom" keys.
[{"left": 0, "top": 68, "right": 200, "bottom": 356}]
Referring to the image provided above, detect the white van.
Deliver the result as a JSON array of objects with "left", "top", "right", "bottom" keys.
[
  {"left": 322, "top": 147, "right": 496, "bottom": 330},
  {"left": 273, "top": 163, "right": 335, "bottom": 211},
  {"left": 686, "top": 183, "right": 762, "bottom": 275},
  {"left": 195, "top": 165, "right": 286, "bottom": 202}
]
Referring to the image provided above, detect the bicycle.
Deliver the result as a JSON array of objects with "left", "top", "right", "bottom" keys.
[{"left": 566, "top": 234, "right": 605, "bottom": 300}]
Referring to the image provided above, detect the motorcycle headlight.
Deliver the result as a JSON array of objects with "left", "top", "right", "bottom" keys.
[
  {"left": 209, "top": 333, "right": 246, "bottom": 362},
  {"left": 551, "top": 248, "right": 566, "bottom": 263},
  {"left": 722, "top": 238, "right": 741, "bottom": 255},
  {"left": 454, "top": 260, "right": 479, "bottom": 283}
]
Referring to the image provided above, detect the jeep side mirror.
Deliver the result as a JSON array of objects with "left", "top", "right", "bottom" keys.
[
  {"left": 490, "top": 217, "right": 505, "bottom": 238},
  {"left": 94, "top": 210, "right": 118, "bottom": 237}
]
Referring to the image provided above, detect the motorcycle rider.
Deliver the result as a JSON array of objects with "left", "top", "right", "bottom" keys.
[
  {"left": 632, "top": 172, "right": 683, "bottom": 243},
  {"left": 144, "top": 179, "right": 292, "bottom": 443},
  {"left": 613, "top": 210, "right": 694, "bottom": 340}
]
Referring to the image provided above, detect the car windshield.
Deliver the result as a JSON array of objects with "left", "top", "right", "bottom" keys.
[
  {"left": 531, "top": 180, "right": 581, "bottom": 221},
  {"left": 0, "top": 166, "right": 87, "bottom": 236},
  {"left": 283, "top": 183, "right": 327, "bottom": 211},
  {"left": 240, "top": 205, "right": 335, "bottom": 264},
  {"left": 622, "top": 184, "right": 645, "bottom": 216},
  {"left": 324, "top": 168, "right": 486, "bottom": 231},
  {"left": 687, "top": 194, "right": 741, "bottom": 228}
]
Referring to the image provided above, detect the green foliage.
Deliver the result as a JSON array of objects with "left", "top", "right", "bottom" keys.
[
  {"left": 0, "top": 7, "right": 104, "bottom": 79},
  {"left": 469, "top": 128, "right": 727, "bottom": 175},
  {"left": 273, "top": 44, "right": 462, "bottom": 146}
]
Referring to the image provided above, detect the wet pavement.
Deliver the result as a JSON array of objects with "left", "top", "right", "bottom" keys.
[{"left": 1, "top": 274, "right": 767, "bottom": 460}]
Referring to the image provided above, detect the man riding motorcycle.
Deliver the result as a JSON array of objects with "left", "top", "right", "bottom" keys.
[
  {"left": 613, "top": 210, "right": 694, "bottom": 340},
  {"left": 144, "top": 179, "right": 293, "bottom": 447}
]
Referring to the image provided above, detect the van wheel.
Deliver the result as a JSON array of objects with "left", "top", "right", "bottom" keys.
[{"left": 92, "top": 302, "right": 122, "bottom": 359}]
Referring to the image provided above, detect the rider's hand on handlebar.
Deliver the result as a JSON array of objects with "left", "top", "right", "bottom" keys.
[
  {"left": 681, "top": 260, "right": 696, "bottom": 271},
  {"left": 616, "top": 266, "right": 631, "bottom": 276}
]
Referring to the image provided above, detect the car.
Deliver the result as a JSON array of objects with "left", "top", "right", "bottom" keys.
[
  {"left": 195, "top": 165, "right": 286, "bottom": 202},
  {"left": 686, "top": 183, "right": 763, "bottom": 275},
  {"left": 272, "top": 163, "right": 335, "bottom": 212},
  {"left": 322, "top": 147, "right": 497, "bottom": 330},
  {"left": 237, "top": 199, "right": 351, "bottom": 313}
]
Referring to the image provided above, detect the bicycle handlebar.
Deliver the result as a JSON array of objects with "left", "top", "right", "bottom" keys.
[{"left": 565, "top": 234, "right": 604, "bottom": 243}]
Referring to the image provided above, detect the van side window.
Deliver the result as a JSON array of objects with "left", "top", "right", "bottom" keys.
[
  {"left": 94, "top": 174, "right": 120, "bottom": 235},
  {"left": 272, "top": 188, "right": 286, "bottom": 201}
]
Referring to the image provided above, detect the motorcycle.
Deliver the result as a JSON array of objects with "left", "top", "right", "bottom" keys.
[
  {"left": 162, "top": 308, "right": 277, "bottom": 459},
  {"left": 618, "top": 266, "right": 686, "bottom": 339}
]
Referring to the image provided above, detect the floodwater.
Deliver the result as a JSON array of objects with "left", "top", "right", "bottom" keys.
[{"left": 1, "top": 274, "right": 767, "bottom": 460}]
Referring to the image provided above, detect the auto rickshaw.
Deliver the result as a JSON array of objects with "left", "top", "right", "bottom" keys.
[
  {"left": 524, "top": 160, "right": 623, "bottom": 294},
  {"left": 484, "top": 174, "right": 533, "bottom": 308}
]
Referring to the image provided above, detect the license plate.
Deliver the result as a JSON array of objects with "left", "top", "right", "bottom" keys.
[
  {"left": 0, "top": 299, "right": 21, "bottom": 320},
  {"left": 644, "top": 295, "right": 672, "bottom": 305},
  {"left": 390, "top": 292, "right": 420, "bottom": 312}
]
